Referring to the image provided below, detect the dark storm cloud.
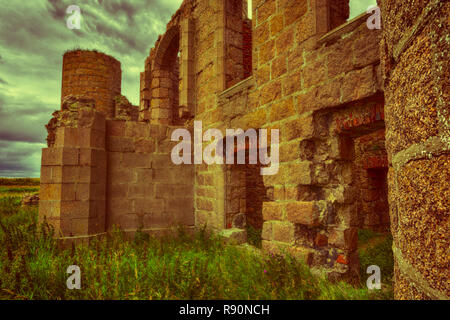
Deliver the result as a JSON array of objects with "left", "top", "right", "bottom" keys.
[
  {"left": 102, "top": 1, "right": 139, "bottom": 23},
  {"left": 0, "top": 0, "right": 182, "bottom": 177},
  {"left": 0, "top": 92, "right": 53, "bottom": 144},
  {"left": 47, "top": 0, "right": 67, "bottom": 20},
  {"left": 0, "top": 140, "right": 45, "bottom": 177}
]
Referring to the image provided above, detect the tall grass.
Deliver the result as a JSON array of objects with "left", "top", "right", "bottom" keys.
[
  {"left": 0, "top": 197, "right": 392, "bottom": 300},
  {"left": 0, "top": 178, "right": 40, "bottom": 186}
]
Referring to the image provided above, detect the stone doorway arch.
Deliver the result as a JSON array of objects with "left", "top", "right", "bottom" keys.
[{"left": 151, "top": 26, "right": 181, "bottom": 125}]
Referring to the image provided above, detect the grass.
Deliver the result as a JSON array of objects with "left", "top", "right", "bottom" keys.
[
  {"left": 0, "top": 184, "right": 393, "bottom": 300},
  {"left": 0, "top": 178, "right": 40, "bottom": 198},
  {"left": 0, "top": 178, "right": 40, "bottom": 186},
  {"left": 246, "top": 225, "right": 262, "bottom": 248}
]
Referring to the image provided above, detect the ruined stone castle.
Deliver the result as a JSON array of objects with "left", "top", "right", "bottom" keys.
[{"left": 38, "top": 0, "right": 449, "bottom": 299}]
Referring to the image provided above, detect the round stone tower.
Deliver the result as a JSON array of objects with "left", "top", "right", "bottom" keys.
[{"left": 61, "top": 50, "right": 122, "bottom": 118}]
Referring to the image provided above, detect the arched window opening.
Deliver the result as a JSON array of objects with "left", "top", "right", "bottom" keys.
[{"left": 159, "top": 32, "right": 182, "bottom": 125}]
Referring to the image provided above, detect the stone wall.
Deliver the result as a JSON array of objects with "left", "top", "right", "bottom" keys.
[
  {"left": 211, "top": 0, "right": 383, "bottom": 281},
  {"left": 379, "top": 0, "right": 449, "bottom": 299},
  {"left": 40, "top": 50, "right": 195, "bottom": 241},
  {"left": 105, "top": 121, "right": 194, "bottom": 235},
  {"left": 61, "top": 51, "right": 121, "bottom": 119},
  {"left": 40, "top": 103, "right": 107, "bottom": 238}
]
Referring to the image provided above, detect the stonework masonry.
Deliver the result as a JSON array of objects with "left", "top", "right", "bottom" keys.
[
  {"left": 39, "top": 0, "right": 449, "bottom": 299},
  {"left": 379, "top": 0, "right": 449, "bottom": 300}
]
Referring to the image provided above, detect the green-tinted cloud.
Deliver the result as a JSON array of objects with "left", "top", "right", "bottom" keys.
[
  {"left": 349, "top": 0, "right": 378, "bottom": 19},
  {"left": 0, "top": 0, "right": 182, "bottom": 177}
]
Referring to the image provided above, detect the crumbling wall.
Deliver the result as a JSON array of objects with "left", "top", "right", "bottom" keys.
[
  {"left": 167, "top": 0, "right": 386, "bottom": 281},
  {"left": 40, "top": 98, "right": 107, "bottom": 239},
  {"left": 212, "top": 0, "right": 382, "bottom": 281},
  {"left": 379, "top": 0, "right": 449, "bottom": 299},
  {"left": 62, "top": 50, "right": 121, "bottom": 119},
  {"left": 39, "top": 50, "right": 195, "bottom": 241}
]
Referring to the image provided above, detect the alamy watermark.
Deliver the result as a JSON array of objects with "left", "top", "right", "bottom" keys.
[
  {"left": 366, "top": 265, "right": 381, "bottom": 290},
  {"left": 171, "top": 121, "right": 279, "bottom": 176},
  {"left": 366, "top": 5, "right": 382, "bottom": 30},
  {"left": 66, "top": 5, "right": 81, "bottom": 30},
  {"left": 66, "top": 265, "right": 81, "bottom": 290}
]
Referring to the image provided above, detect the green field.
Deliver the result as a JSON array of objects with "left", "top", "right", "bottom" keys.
[
  {"left": 0, "top": 178, "right": 40, "bottom": 198},
  {"left": 0, "top": 179, "right": 393, "bottom": 300}
]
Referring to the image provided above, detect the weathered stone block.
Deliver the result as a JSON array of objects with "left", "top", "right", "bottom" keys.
[
  {"left": 283, "top": 70, "right": 302, "bottom": 95},
  {"left": 135, "top": 138, "right": 156, "bottom": 154},
  {"left": 270, "top": 97, "right": 294, "bottom": 122},
  {"left": 270, "top": 13, "right": 284, "bottom": 36},
  {"left": 283, "top": 161, "right": 313, "bottom": 185},
  {"left": 125, "top": 122, "right": 150, "bottom": 138},
  {"left": 280, "top": 0, "right": 308, "bottom": 26},
  {"left": 75, "top": 183, "right": 91, "bottom": 201},
  {"left": 302, "top": 56, "right": 327, "bottom": 88},
  {"left": 143, "top": 211, "right": 167, "bottom": 228},
  {"left": 256, "top": 0, "right": 276, "bottom": 25},
  {"left": 106, "top": 120, "right": 126, "bottom": 136},
  {"left": 260, "top": 80, "right": 281, "bottom": 105},
  {"left": 41, "top": 148, "right": 61, "bottom": 166},
  {"left": 60, "top": 200, "right": 91, "bottom": 219},
  {"left": 134, "top": 198, "right": 164, "bottom": 214},
  {"left": 328, "top": 227, "right": 358, "bottom": 250},
  {"left": 258, "top": 39, "right": 275, "bottom": 65},
  {"left": 285, "top": 201, "right": 319, "bottom": 226},
  {"left": 108, "top": 199, "right": 132, "bottom": 216},
  {"left": 262, "top": 201, "right": 283, "bottom": 221},
  {"left": 60, "top": 166, "right": 80, "bottom": 183},
  {"left": 261, "top": 221, "right": 273, "bottom": 240},
  {"left": 329, "top": 136, "right": 354, "bottom": 160},
  {"left": 341, "top": 66, "right": 377, "bottom": 104},
  {"left": 71, "top": 218, "right": 90, "bottom": 235},
  {"left": 136, "top": 168, "right": 153, "bottom": 183},
  {"left": 107, "top": 183, "right": 129, "bottom": 199},
  {"left": 128, "top": 183, "right": 153, "bottom": 198},
  {"left": 38, "top": 200, "right": 60, "bottom": 219},
  {"left": 327, "top": 38, "right": 354, "bottom": 78},
  {"left": 170, "top": 209, "right": 195, "bottom": 226},
  {"left": 122, "top": 153, "right": 152, "bottom": 168},
  {"left": 62, "top": 148, "right": 80, "bottom": 166},
  {"left": 196, "top": 198, "right": 214, "bottom": 211},
  {"left": 106, "top": 136, "right": 135, "bottom": 152},
  {"left": 79, "top": 148, "right": 106, "bottom": 167},
  {"left": 281, "top": 116, "right": 314, "bottom": 141},
  {"left": 219, "top": 228, "right": 247, "bottom": 245},
  {"left": 272, "top": 221, "right": 295, "bottom": 243},
  {"left": 54, "top": 127, "right": 79, "bottom": 147},
  {"left": 117, "top": 214, "right": 140, "bottom": 230},
  {"left": 108, "top": 167, "right": 135, "bottom": 184},
  {"left": 40, "top": 183, "right": 61, "bottom": 201},
  {"left": 78, "top": 128, "right": 105, "bottom": 149}
]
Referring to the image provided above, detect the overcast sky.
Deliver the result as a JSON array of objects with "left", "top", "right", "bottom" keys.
[{"left": 0, "top": 0, "right": 376, "bottom": 178}]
